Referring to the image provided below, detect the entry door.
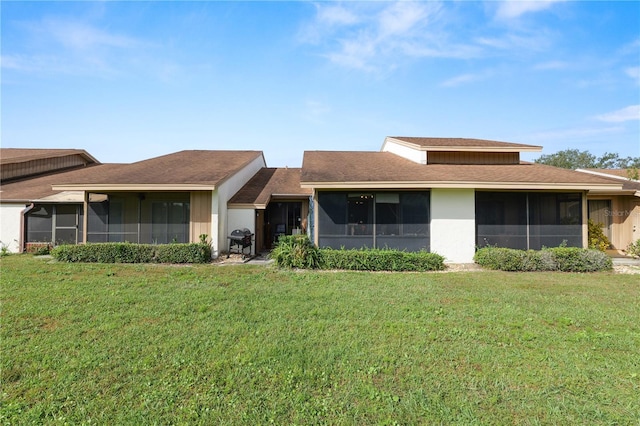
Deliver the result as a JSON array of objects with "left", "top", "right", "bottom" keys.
[
  {"left": 588, "top": 200, "right": 612, "bottom": 240},
  {"left": 54, "top": 205, "right": 82, "bottom": 244}
]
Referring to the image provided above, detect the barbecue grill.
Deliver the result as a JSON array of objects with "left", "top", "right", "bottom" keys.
[{"left": 227, "top": 228, "right": 253, "bottom": 259}]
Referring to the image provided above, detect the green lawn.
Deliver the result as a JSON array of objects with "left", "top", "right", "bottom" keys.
[{"left": 1, "top": 255, "right": 639, "bottom": 425}]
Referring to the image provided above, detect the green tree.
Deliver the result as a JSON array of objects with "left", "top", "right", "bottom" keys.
[{"left": 535, "top": 149, "right": 640, "bottom": 170}]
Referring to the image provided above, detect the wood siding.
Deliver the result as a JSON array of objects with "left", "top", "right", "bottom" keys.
[
  {"left": 2, "top": 154, "right": 91, "bottom": 181},
  {"left": 190, "top": 191, "right": 212, "bottom": 243},
  {"left": 427, "top": 151, "right": 519, "bottom": 165}
]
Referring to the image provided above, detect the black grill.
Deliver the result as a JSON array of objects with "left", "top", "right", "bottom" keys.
[{"left": 227, "top": 228, "right": 253, "bottom": 258}]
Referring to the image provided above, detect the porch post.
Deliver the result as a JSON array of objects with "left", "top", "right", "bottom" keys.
[
  {"left": 582, "top": 191, "right": 589, "bottom": 248},
  {"left": 83, "top": 191, "right": 89, "bottom": 244}
]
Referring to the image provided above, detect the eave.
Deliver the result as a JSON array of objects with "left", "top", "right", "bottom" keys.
[
  {"left": 51, "top": 184, "right": 217, "bottom": 192},
  {"left": 383, "top": 137, "right": 543, "bottom": 153},
  {"left": 300, "top": 181, "right": 622, "bottom": 191}
]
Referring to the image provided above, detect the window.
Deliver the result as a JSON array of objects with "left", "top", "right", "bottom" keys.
[
  {"left": 476, "top": 192, "right": 582, "bottom": 250},
  {"left": 318, "top": 191, "right": 430, "bottom": 251},
  {"left": 151, "top": 201, "right": 189, "bottom": 243}
]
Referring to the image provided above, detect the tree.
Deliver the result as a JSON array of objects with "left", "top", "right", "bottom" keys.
[{"left": 534, "top": 149, "right": 640, "bottom": 170}]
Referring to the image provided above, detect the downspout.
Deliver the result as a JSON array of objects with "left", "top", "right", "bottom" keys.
[{"left": 20, "top": 203, "right": 35, "bottom": 253}]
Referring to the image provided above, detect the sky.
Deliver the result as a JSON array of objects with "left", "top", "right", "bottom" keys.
[{"left": 2, "top": 1, "right": 639, "bottom": 167}]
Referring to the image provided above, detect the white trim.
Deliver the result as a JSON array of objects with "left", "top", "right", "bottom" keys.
[
  {"left": 383, "top": 137, "right": 542, "bottom": 153},
  {"left": 301, "top": 181, "right": 622, "bottom": 191},
  {"left": 576, "top": 168, "right": 640, "bottom": 183}
]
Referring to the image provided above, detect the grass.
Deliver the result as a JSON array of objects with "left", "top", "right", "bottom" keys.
[{"left": 1, "top": 255, "right": 639, "bottom": 425}]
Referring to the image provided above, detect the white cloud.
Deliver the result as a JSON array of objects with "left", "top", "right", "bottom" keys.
[
  {"left": 625, "top": 67, "right": 640, "bottom": 84},
  {"left": 39, "top": 19, "right": 143, "bottom": 50},
  {"left": 595, "top": 105, "right": 640, "bottom": 123},
  {"left": 495, "top": 0, "right": 565, "bottom": 20},
  {"left": 301, "top": 1, "right": 486, "bottom": 72},
  {"left": 441, "top": 72, "right": 487, "bottom": 87}
]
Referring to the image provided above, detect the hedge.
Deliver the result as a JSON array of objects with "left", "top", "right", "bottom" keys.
[
  {"left": 51, "top": 243, "right": 211, "bottom": 264},
  {"left": 474, "top": 246, "right": 612, "bottom": 272},
  {"left": 270, "top": 235, "right": 445, "bottom": 271}
]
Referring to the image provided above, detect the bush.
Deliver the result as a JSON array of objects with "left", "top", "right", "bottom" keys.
[
  {"left": 474, "top": 246, "right": 612, "bottom": 272},
  {"left": 51, "top": 243, "right": 211, "bottom": 264},
  {"left": 270, "top": 236, "right": 445, "bottom": 271},
  {"left": 320, "top": 248, "right": 445, "bottom": 272},
  {"left": 627, "top": 239, "right": 640, "bottom": 258},
  {"left": 269, "top": 235, "right": 322, "bottom": 269},
  {"left": 588, "top": 219, "right": 610, "bottom": 252}
]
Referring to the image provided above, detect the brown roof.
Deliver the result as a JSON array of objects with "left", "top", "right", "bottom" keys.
[
  {"left": 301, "top": 151, "right": 622, "bottom": 189},
  {"left": 387, "top": 137, "right": 541, "bottom": 151},
  {"left": 577, "top": 169, "right": 640, "bottom": 191},
  {"left": 0, "top": 148, "right": 99, "bottom": 165},
  {"left": 228, "top": 168, "right": 312, "bottom": 208},
  {"left": 0, "top": 164, "right": 122, "bottom": 202},
  {"left": 581, "top": 168, "right": 631, "bottom": 178},
  {"left": 52, "top": 150, "right": 264, "bottom": 188}
]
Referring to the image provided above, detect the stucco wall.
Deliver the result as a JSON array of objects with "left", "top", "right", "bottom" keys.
[
  {"left": 215, "top": 154, "right": 266, "bottom": 255},
  {"left": 430, "top": 188, "right": 476, "bottom": 263},
  {"left": 227, "top": 208, "right": 256, "bottom": 256},
  {"left": 0, "top": 204, "right": 26, "bottom": 253},
  {"left": 381, "top": 140, "right": 426, "bottom": 164}
]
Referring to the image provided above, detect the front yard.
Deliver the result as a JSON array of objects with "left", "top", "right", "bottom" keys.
[{"left": 1, "top": 255, "right": 639, "bottom": 424}]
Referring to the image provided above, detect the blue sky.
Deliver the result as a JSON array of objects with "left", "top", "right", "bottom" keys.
[{"left": 2, "top": 1, "right": 639, "bottom": 167}]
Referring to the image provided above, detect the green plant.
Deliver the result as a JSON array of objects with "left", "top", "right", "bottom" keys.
[
  {"left": 588, "top": 219, "right": 610, "bottom": 252},
  {"left": 474, "top": 245, "right": 612, "bottom": 272},
  {"left": 320, "top": 248, "right": 444, "bottom": 272},
  {"left": 269, "top": 235, "right": 322, "bottom": 269},
  {"left": 627, "top": 239, "right": 640, "bottom": 258},
  {"left": 0, "top": 242, "right": 10, "bottom": 257},
  {"left": 51, "top": 242, "right": 211, "bottom": 264}
]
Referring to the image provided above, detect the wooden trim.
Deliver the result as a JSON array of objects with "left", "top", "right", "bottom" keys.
[{"left": 190, "top": 191, "right": 212, "bottom": 243}]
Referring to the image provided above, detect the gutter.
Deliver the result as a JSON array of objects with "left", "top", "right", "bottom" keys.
[{"left": 20, "top": 203, "right": 34, "bottom": 253}]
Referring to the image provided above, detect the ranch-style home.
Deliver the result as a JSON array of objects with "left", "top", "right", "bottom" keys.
[{"left": 1, "top": 137, "right": 637, "bottom": 262}]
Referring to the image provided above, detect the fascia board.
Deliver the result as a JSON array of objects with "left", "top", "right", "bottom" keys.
[{"left": 301, "top": 181, "right": 622, "bottom": 191}]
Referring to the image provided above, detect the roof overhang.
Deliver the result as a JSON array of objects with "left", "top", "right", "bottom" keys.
[
  {"left": 576, "top": 168, "right": 640, "bottom": 183},
  {"left": 383, "top": 137, "right": 543, "bottom": 153},
  {"left": 301, "top": 181, "right": 622, "bottom": 191},
  {"left": 228, "top": 193, "right": 311, "bottom": 210},
  {"left": 51, "top": 184, "right": 217, "bottom": 192}
]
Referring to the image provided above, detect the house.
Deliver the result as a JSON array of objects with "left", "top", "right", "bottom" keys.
[
  {"left": 228, "top": 167, "right": 312, "bottom": 254},
  {"left": 301, "top": 137, "right": 624, "bottom": 263},
  {"left": 1, "top": 149, "right": 266, "bottom": 256},
  {"left": 0, "top": 148, "right": 101, "bottom": 253},
  {"left": 576, "top": 168, "right": 640, "bottom": 251},
  {"left": 3, "top": 138, "right": 634, "bottom": 262}
]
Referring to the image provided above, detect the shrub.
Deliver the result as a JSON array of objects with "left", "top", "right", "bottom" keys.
[
  {"left": 588, "top": 219, "right": 610, "bottom": 252},
  {"left": 474, "top": 246, "right": 612, "bottom": 272},
  {"left": 269, "top": 236, "right": 445, "bottom": 271},
  {"left": 320, "top": 248, "right": 445, "bottom": 272},
  {"left": 269, "top": 235, "right": 322, "bottom": 269},
  {"left": 627, "top": 239, "right": 640, "bottom": 258},
  {"left": 51, "top": 243, "right": 211, "bottom": 264}
]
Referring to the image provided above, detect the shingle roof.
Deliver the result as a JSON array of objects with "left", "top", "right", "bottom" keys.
[
  {"left": 0, "top": 164, "right": 121, "bottom": 202},
  {"left": 387, "top": 137, "right": 541, "bottom": 151},
  {"left": 0, "top": 148, "right": 99, "bottom": 165},
  {"left": 577, "top": 168, "right": 640, "bottom": 191},
  {"left": 53, "top": 150, "right": 264, "bottom": 187},
  {"left": 301, "top": 151, "right": 622, "bottom": 189},
  {"left": 228, "top": 168, "right": 312, "bottom": 208}
]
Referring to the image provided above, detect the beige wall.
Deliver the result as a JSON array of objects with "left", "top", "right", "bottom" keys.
[
  {"left": 190, "top": 191, "right": 212, "bottom": 243},
  {"left": 588, "top": 195, "right": 640, "bottom": 249}
]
